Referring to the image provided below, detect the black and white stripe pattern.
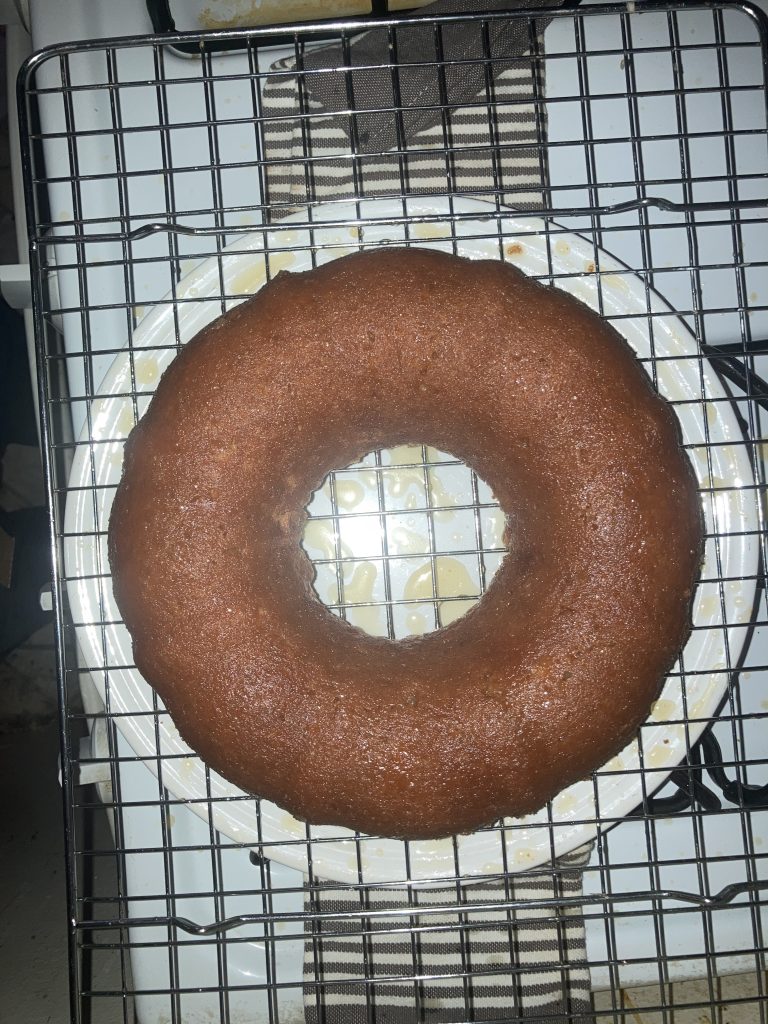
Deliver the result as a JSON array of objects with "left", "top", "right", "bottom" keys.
[
  {"left": 260, "top": 6, "right": 593, "bottom": 1018},
  {"left": 261, "top": 17, "right": 552, "bottom": 216},
  {"left": 304, "top": 845, "right": 594, "bottom": 1022}
]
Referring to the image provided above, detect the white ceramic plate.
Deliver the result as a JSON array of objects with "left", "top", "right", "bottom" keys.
[{"left": 64, "top": 196, "right": 758, "bottom": 883}]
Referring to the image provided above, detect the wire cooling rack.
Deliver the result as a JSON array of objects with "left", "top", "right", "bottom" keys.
[{"left": 19, "top": 1, "right": 768, "bottom": 1021}]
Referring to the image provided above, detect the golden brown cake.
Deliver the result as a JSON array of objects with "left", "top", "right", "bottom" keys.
[{"left": 108, "top": 247, "right": 703, "bottom": 839}]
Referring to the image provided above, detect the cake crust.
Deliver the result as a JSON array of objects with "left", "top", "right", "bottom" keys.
[{"left": 108, "top": 247, "right": 703, "bottom": 839}]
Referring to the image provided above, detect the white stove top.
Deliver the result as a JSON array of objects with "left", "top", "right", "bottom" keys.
[{"left": 26, "top": 1, "right": 768, "bottom": 1019}]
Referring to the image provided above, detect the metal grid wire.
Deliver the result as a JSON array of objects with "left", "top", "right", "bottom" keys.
[
  {"left": 302, "top": 445, "right": 506, "bottom": 638},
  {"left": 18, "top": 1, "right": 768, "bottom": 1021}
]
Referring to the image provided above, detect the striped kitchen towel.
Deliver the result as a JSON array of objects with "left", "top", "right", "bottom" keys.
[
  {"left": 260, "top": 3, "right": 595, "bottom": 1019},
  {"left": 261, "top": 0, "right": 568, "bottom": 217},
  {"left": 303, "top": 844, "right": 594, "bottom": 1022}
]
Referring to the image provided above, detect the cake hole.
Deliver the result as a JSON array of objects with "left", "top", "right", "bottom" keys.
[{"left": 302, "top": 445, "right": 506, "bottom": 638}]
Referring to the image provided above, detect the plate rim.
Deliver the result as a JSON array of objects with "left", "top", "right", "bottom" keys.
[{"left": 63, "top": 195, "right": 759, "bottom": 883}]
